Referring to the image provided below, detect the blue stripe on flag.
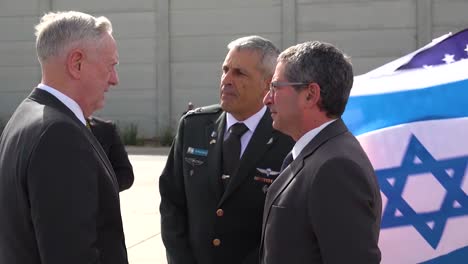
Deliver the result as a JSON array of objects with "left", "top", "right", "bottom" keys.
[{"left": 343, "top": 78, "right": 468, "bottom": 136}]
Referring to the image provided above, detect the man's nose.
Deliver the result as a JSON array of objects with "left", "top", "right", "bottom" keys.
[
  {"left": 110, "top": 71, "right": 119, "bottom": 86},
  {"left": 221, "top": 70, "right": 233, "bottom": 85},
  {"left": 263, "top": 90, "right": 273, "bottom": 105}
]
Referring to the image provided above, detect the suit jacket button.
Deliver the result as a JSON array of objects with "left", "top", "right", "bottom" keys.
[
  {"left": 212, "top": 238, "right": 221, "bottom": 247},
  {"left": 216, "top": 209, "right": 224, "bottom": 217}
]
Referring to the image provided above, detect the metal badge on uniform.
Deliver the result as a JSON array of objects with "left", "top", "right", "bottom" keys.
[
  {"left": 256, "top": 168, "right": 280, "bottom": 178},
  {"left": 185, "top": 157, "right": 204, "bottom": 166},
  {"left": 209, "top": 139, "right": 216, "bottom": 145},
  {"left": 187, "top": 147, "right": 208, "bottom": 157},
  {"left": 211, "top": 131, "right": 217, "bottom": 138},
  {"left": 266, "top": 137, "right": 274, "bottom": 145},
  {"left": 254, "top": 167, "right": 280, "bottom": 185}
]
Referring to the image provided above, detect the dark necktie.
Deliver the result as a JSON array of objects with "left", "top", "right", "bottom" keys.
[
  {"left": 280, "top": 152, "right": 294, "bottom": 172},
  {"left": 222, "top": 123, "right": 248, "bottom": 187}
]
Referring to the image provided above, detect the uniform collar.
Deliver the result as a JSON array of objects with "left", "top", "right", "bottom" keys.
[{"left": 225, "top": 105, "right": 267, "bottom": 134}]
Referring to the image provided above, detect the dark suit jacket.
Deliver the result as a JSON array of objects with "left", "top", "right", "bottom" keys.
[
  {"left": 88, "top": 116, "right": 134, "bottom": 191},
  {"left": 159, "top": 105, "right": 294, "bottom": 264},
  {"left": 260, "top": 119, "right": 382, "bottom": 264},
  {"left": 0, "top": 89, "right": 128, "bottom": 264}
]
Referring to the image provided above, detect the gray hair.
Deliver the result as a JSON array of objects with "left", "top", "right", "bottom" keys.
[
  {"left": 35, "top": 11, "right": 113, "bottom": 62},
  {"left": 227, "top": 35, "right": 280, "bottom": 78},
  {"left": 278, "top": 41, "right": 354, "bottom": 117}
]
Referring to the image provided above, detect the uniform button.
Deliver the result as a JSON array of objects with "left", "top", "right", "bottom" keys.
[
  {"left": 216, "top": 209, "right": 224, "bottom": 217},
  {"left": 212, "top": 238, "right": 221, "bottom": 247}
]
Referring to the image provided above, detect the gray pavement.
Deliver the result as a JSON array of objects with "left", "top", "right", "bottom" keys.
[{"left": 121, "top": 147, "right": 170, "bottom": 264}]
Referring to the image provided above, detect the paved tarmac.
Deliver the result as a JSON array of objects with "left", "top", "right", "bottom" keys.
[{"left": 121, "top": 147, "right": 170, "bottom": 264}]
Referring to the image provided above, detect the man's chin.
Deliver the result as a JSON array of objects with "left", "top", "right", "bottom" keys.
[
  {"left": 94, "top": 101, "right": 105, "bottom": 112},
  {"left": 220, "top": 101, "right": 232, "bottom": 112},
  {"left": 272, "top": 120, "right": 279, "bottom": 130},
  {"left": 272, "top": 121, "right": 284, "bottom": 133}
]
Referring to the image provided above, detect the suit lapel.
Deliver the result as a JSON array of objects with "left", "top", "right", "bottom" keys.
[
  {"left": 220, "top": 110, "right": 275, "bottom": 205},
  {"left": 29, "top": 88, "right": 119, "bottom": 192},
  {"left": 261, "top": 119, "right": 349, "bottom": 244},
  {"left": 83, "top": 129, "right": 120, "bottom": 190},
  {"left": 206, "top": 112, "right": 226, "bottom": 202}
]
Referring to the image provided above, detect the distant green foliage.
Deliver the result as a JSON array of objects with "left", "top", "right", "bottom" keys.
[
  {"left": 116, "top": 122, "right": 174, "bottom": 146},
  {"left": 160, "top": 126, "right": 174, "bottom": 146},
  {"left": 120, "top": 123, "right": 144, "bottom": 146}
]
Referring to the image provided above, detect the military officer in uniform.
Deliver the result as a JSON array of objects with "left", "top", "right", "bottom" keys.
[{"left": 159, "top": 36, "right": 294, "bottom": 264}]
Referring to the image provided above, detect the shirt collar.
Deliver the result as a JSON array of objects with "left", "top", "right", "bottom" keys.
[
  {"left": 225, "top": 105, "right": 267, "bottom": 134},
  {"left": 37, "top": 83, "right": 87, "bottom": 126},
  {"left": 292, "top": 119, "right": 337, "bottom": 159}
]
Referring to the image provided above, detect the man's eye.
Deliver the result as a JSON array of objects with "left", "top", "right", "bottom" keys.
[{"left": 235, "top": 69, "right": 245, "bottom": 76}]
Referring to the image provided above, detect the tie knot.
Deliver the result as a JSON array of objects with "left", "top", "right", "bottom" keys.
[{"left": 229, "top": 123, "right": 248, "bottom": 137}]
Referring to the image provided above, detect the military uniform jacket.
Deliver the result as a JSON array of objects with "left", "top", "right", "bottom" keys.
[{"left": 159, "top": 105, "right": 294, "bottom": 264}]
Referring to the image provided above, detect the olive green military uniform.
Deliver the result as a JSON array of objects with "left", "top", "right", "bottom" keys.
[{"left": 159, "top": 104, "right": 294, "bottom": 264}]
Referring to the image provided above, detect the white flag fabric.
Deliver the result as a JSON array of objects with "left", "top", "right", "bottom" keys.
[{"left": 343, "top": 29, "right": 468, "bottom": 263}]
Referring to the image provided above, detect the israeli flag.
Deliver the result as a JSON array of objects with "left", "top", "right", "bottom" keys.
[{"left": 343, "top": 29, "right": 468, "bottom": 263}]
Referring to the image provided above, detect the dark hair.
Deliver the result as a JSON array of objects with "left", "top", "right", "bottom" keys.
[{"left": 278, "top": 41, "right": 353, "bottom": 117}]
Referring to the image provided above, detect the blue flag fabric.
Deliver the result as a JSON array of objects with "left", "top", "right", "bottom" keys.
[
  {"left": 397, "top": 28, "right": 468, "bottom": 71},
  {"left": 343, "top": 29, "right": 468, "bottom": 263}
]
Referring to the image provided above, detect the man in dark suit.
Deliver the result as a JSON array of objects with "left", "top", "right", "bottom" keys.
[
  {"left": 0, "top": 11, "right": 128, "bottom": 264},
  {"left": 261, "top": 41, "right": 382, "bottom": 264},
  {"left": 88, "top": 116, "right": 135, "bottom": 191},
  {"left": 159, "top": 36, "right": 294, "bottom": 264}
]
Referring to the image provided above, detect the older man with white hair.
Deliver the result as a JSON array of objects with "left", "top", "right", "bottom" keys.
[{"left": 0, "top": 11, "right": 127, "bottom": 264}]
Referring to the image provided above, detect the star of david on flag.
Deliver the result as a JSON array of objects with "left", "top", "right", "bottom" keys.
[{"left": 343, "top": 28, "right": 468, "bottom": 263}]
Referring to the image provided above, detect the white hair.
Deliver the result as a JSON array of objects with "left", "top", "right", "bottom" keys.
[{"left": 35, "top": 11, "right": 113, "bottom": 62}]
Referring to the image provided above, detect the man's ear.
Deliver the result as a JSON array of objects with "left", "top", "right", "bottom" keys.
[
  {"left": 67, "top": 49, "right": 84, "bottom": 79},
  {"left": 305, "top": 83, "right": 321, "bottom": 104}
]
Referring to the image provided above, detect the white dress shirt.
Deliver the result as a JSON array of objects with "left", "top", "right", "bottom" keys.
[
  {"left": 37, "top": 83, "right": 87, "bottom": 126},
  {"left": 291, "top": 119, "right": 337, "bottom": 160},
  {"left": 225, "top": 105, "right": 267, "bottom": 158}
]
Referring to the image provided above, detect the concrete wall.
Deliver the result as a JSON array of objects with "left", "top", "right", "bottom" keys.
[{"left": 1, "top": 0, "right": 467, "bottom": 138}]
